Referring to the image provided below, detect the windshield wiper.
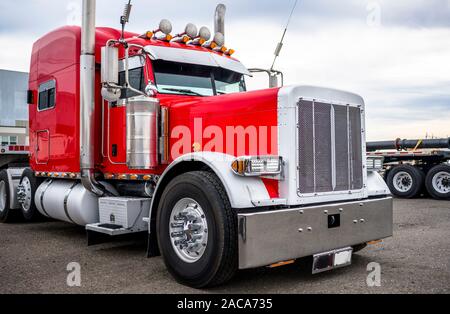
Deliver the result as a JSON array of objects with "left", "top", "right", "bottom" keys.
[{"left": 162, "top": 88, "right": 204, "bottom": 96}]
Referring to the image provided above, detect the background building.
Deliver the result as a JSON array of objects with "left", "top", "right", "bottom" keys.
[{"left": 0, "top": 69, "right": 29, "bottom": 146}]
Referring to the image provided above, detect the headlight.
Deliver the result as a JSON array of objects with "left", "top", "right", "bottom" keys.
[
  {"left": 367, "top": 156, "right": 384, "bottom": 171},
  {"left": 231, "top": 156, "right": 282, "bottom": 177}
]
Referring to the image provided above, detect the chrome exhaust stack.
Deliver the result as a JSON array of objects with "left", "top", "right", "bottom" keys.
[
  {"left": 214, "top": 4, "right": 226, "bottom": 41},
  {"left": 80, "top": 0, "right": 107, "bottom": 196}
]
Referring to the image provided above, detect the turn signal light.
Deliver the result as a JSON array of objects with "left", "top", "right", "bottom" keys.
[{"left": 231, "top": 156, "right": 283, "bottom": 177}]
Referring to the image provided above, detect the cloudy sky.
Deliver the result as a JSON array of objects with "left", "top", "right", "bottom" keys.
[{"left": 1, "top": 0, "right": 449, "bottom": 140}]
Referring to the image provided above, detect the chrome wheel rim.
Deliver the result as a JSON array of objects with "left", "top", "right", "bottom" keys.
[
  {"left": 169, "top": 198, "right": 208, "bottom": 263},
  {"left": 432, "top": 171, "right": 450, "bottom": 194},
  {"left": 19, "top": 177, "right": 32, "bottom": 212},
  {"left": 0, "top": 181, "right": 6, "bottom": 213},
  {"left": 393, "top": 172, "right": 413, "bottom": 192}
]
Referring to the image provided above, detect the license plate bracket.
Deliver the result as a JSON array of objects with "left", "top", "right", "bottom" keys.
[{"left": 312, "top": 247, "right": 353, "bottom": 274}]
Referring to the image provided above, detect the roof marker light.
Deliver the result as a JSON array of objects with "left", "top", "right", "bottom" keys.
[
  {"left": 213, "top": 32, "right": 225, "bottom": 47},
  {"left": 152, "top": 19, "right": 173, "bottom": 41},
  {"left": 155, "top": 19, "right": 172, "bottom": 34},
  {"left": 184, "top": 23, "right": 198, "bottom": 38},
  {"left": 203, "top": 32, "right": 224, "bottom": 50},
  {"left": 190, "top": 26, "right": 211, "bottom": 46},
  {"left": 172, "top": 23, "right": 198, "bottom": 44}
]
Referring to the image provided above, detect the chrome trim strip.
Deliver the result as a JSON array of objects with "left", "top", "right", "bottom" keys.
[
  {"left": 40, "top": 179, "right": 53, "bottom": 218},
  {"left": 330, "top": 105, "right": 337, "bottom": 190},
  {"left": 63, "top": 182, "right": 79, "bottom": 224}
]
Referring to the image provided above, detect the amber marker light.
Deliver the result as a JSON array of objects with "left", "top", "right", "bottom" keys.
[
  {"left": 144, "top": 31, "right": 154, "bottom": 39},
  {"left": 143, "top": 175, "right": 152, "bottom": 181},
  {"left": 104, "top": 173, "right": 115, "bottom": 180},
  {"left": 225, "top": 49, "right": 235, "bottom": 56},
  {"left": 269, "top": 260, "right": 295, "bottom": 268}
]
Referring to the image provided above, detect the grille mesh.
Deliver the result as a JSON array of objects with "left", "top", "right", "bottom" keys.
[{"left": 298, "top": 100, "right": 363, "bottom": 194}]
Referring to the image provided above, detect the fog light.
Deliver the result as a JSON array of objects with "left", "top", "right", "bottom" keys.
[{"left": 231, "top": 156, "right": 282, "bottom": 177}]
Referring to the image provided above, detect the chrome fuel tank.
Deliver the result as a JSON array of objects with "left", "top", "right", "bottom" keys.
[
  {"left": 126, "top": 96, "right": 160, "bottom": 169},
  {"left": 35, "top": 180, "right": 116, "bottom": 226}
]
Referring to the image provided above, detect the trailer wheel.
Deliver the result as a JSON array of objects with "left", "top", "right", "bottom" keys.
[
  {"left": 425, "top": 164, "right": 450, "bottom": 200},
  {"left": 19, "top": 168, "right": 43, "bottom": 221},
  {"left": 0, "top": 170, "right": 14, "bottom": 223},
  {"left": 386, "top": 165, "right": 424, "bottom": 198},
  {"left": 156, "top": 171, "right": 237, "bottom": 288}
]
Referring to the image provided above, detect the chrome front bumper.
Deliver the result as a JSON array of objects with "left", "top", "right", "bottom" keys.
[{"left": 238, "top": 197, "right": 393, "bottom": 269}]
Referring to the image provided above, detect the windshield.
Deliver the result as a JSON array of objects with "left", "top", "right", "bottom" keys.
[{"left": 153, "top": 60, "right": 246, "bottom": 97}]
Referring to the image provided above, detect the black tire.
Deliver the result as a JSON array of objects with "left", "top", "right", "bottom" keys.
[
  {"left": 19, "top": 168, "right": 43, "bottom": 221},
  {"left": 386, "top": 165, "right": 424, "bottom": 198},
  {"left": 425, "top": 164, "right": 450, "bottom": 200},
  {"left": 0, "top": 170, "right": 14, "bottom": 223},
  {"left": 156, "top": 171, "right": 238, "bottom": 288}
]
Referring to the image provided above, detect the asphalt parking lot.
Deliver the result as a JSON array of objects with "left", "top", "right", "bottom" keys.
[{"left": 0, "top": 198, "right": 449, "bottom": 294}]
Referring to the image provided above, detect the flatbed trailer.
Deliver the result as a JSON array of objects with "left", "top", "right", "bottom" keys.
[
  {"left": 367, "top": 138, "right": 450, "bottom": 200},
  {"left": 0, "top": 145, "right": 29, "bottom": 169}
]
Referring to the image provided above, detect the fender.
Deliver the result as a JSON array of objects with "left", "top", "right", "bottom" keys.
[
  {"left": 367, "top": 171, "right": 391, "bottom": 197},
  {"left": 147, "top": 152, "right": 286, "bottom": 232}
]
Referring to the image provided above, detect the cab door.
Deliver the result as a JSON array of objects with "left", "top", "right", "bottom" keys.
[{"left": 35, "top": 80, "right": 55, "bottom": 164}]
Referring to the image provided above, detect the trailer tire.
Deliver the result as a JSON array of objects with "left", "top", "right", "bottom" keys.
[
  {"left": 386, "top": 165, "right": 424, "bottom": 198},
  {"left": 0, "top": 170, "right": 15, "bottom": 223},
  {"left": 19, "top": 168, "right": 43, "bottom": 221},
  {"left": 425, "top": 164, "right": 450, "bottom": 200},
  {"left": 156, "top": 171, "right": 237, "bottom": 288}
]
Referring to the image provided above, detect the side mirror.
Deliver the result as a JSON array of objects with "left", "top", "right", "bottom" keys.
[
  {"left": 101, "top": 46, "right": 119, "bottom": 86},
  {"left": 269, "top": 73, "right": 279, "bottom": 88},
  {"left": 101, "top": 46, "right": 121, "bottom": 102}
]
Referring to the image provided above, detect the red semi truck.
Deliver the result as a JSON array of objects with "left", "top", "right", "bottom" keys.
[{"left": 0, "top": 1, "right": 393, "bottom": 288}]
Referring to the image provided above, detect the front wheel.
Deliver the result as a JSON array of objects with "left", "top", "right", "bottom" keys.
[
  {"left": 156, "top": 171, "right": 238, "bottom": 288},
  {"left": 425, "top": 164, "right": 450, "bottom": 200}
]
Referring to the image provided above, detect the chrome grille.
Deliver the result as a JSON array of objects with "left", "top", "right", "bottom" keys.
[{"left": 298, "top": 100, "right": 363, "bottom": 194}]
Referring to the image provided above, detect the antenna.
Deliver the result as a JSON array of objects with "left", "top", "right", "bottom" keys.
[
  {"left": 270, "top": 0, "right": 299, "bottom": 71},
  {"left": 120, "top": 0, "right": 132, "bottom": 41}
]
